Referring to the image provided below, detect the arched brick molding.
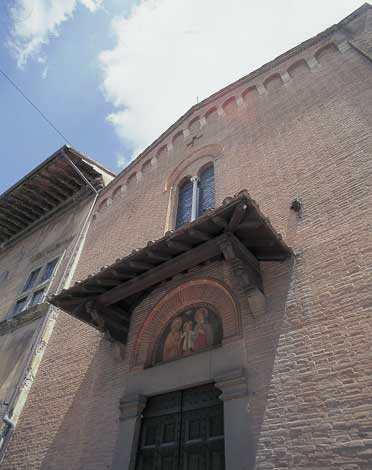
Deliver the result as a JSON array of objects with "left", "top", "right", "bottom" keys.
[
  {"left": 112, "top": 185, "right": 122, "bottom": 201},
  {"left": 222, "top": 96, "right": 238, "bottom": 115},
  {"left": 263, "top": 73, "right": 283, "bottom": 92},
  {"left": 126, "top": 172, "right": 137, "bottom": 188},
  {"left": 287, "top": 59, "right": 310, "bottom": 79},
  {"left": 164, "top": 144, "right": 223, "bottom": 191},
  {"left": 156, "top": 145, "right": 168, "bottom": 160},
  {"left": 188, "top": 116, "right": 201, "bottom": 134},
  {"left": 141, "top": 159, "right": 152, "bottom": 174},
  {"left": 314, "top": 43, "right": 339, "bottom": 64},
  {"left": 172, "top": 131, "right": 184, "bottom": 150},
  {"left": 131, "top": 278, "right": 241, "bottom": 370},
  {"left": 205, "top": 106, "right": 218, "bottom": 123},
  {"left": 242, "top": 86, "right": 258, "bottom": 103},
  {"left": 97, "top": 198, "right": 108, "bottom": 213}
]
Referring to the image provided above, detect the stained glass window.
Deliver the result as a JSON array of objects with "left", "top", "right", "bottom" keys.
[
  {"left": 175, "top": 179, "right": 193, "bottom": 229},
  {"left": 198, "top": 165, "right": 215, "bottom": 216},
  {"left": 175, "top": 165, "right": 215, "bottom": 229}
]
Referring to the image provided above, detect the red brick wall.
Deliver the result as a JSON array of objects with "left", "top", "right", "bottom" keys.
[{"left": 3, "top": 22, "right": 372, "bottom": 470}]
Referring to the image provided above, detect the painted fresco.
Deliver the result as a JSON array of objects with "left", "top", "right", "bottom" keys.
[{"left": 154, "top": 306, "right": 222, "bottom": 364}]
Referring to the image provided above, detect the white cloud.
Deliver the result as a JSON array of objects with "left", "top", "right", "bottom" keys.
[
  {"left": 8, "top": 0, "right": 103, "bottom": 67},
  {"left": 116, "top": 152, "right": 127, "bottom": 169},
  {"left": 100, "top": 0, "right": 364, "bottom": 161},
  {"left": 41, "top": 65, "right": 48, "bottom": 79}
]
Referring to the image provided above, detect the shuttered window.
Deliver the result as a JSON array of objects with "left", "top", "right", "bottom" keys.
[
  {"left": 9, "top": 256, "right": 60, "bottom": 318},
  {"left": 176, "top": 179, "right": 193, "bottom": 229},
  {"left": 198, "top": 165, "right": 215, "bottom": 216}
]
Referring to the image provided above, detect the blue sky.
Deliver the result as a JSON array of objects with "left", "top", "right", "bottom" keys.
[
  {"left": 0, "top": 0, "right": 365, "bottom": 193},
  {"left": 0, "top": 0, "right": 133, "bottom": 192}
]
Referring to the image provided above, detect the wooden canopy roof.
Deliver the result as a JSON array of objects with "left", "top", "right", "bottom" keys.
[
  {"left": 50, "top": 191, "right": 292, "bottom": 343},
  {"left": 0, "top": 146, "right": 107, "bottom": 247}
]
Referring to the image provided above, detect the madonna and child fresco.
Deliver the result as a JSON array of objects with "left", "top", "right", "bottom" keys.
[{"left": 154, "top": 306, "right": 223, "bottom": 364}]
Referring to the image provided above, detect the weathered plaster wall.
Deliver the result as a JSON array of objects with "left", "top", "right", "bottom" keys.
[
  {"left": 0, "top": 197, "right": 95, "bottom": 442},
  {"left": 0, "top": 317, "right": 44, "bottom": 404}
]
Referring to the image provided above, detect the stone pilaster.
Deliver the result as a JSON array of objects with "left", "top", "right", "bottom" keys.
[
  {"left": 215, "top": 369, "right": 255, "bottom": 470},
  {"left": 112, "top": 394, "right": 147, "bottom": 470}
]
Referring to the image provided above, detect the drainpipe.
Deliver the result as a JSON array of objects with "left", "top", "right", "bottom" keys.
[
  {"left": 0, "top": 415, "right": 15, "bottom": 463},
  {"left": 2, "top": 416, "right": 14, "bottom": 431},
  {"left": 61, "top": 148, "right": 99, "bottom": 195}
]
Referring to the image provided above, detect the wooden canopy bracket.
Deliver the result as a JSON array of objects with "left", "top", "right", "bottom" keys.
[
  {"left": 85, "top": 300, "right": 129, "bottom": 342},
  {"left": 216, "top": 233, "right": 266, "bottom": 317}
]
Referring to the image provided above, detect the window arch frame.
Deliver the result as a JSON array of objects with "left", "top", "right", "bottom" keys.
[{"left": 173, "top": 161, "right": 216, "bottom": 230}]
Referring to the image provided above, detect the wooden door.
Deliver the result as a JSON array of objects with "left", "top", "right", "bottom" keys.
[{"left": 135, "top": 384, "right": 225, "bottom": 470}]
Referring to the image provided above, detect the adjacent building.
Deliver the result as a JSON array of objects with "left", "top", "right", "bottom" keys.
[
  {"left": 0, "top": 147, "right": 114, "bottom": 465},
  {"left": 1, "top": 4, "right": 372, "bottom": 469}
]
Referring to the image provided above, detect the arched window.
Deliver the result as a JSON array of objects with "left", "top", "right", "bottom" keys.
[
  {"left": 175, "top": 178, "right": 193, "bottom": 228},
  {"left": 198, "top": 165, "right": 215, "bottom": 216},
  {"left": 175, "top": 164, "right": 215, "bottom": 229}
]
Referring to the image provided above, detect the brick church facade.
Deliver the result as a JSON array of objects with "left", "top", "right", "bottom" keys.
[{"left": 1, "top": 4, "right": 372, "bottom": 469}]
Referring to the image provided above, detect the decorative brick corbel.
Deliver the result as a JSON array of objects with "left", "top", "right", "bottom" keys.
[{"left": 217, "top": 234, "right": 266, "bottom": 317}]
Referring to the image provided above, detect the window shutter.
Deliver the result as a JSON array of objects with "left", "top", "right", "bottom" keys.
[
  {"left": 176, "top": 179, "right": 193, "bottom": 229},
  {"left": 198, "top": 165, "right": 215, "bottom": 215}
]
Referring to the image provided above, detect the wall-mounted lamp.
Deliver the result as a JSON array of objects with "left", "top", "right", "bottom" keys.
[{"left": 290, "top": 197, "right": 302, "bottom": 212}]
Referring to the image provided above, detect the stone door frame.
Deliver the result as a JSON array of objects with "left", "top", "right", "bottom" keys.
[{"left": 112, "top": 338, "right": 255, "bottom": 470}]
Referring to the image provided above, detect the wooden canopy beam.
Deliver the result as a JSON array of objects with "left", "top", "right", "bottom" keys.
[
  {"left": 53, "top": 168, "right": 83, "bottom": 188},
  {"left": 146, "top": 250, "right": 172, "bottom": 262},
  {"left": 25, "top": 188, "right": 60, "bottom": 207},
  {"left": 0, "top": 217, "right": 25, "bottom": 231},
  {"left": 0, "top": 202, "right": 35, "bottom": 223},
  {"left": 38, "top": 171, "right": 76, "bottom": 196},
  {"left": 26, "top": 182, "right": 64, "bottom": 204},
  {"left": 97, "top": 236, "right": 223, "bottom": 307},
  {"left": 0, "top": 224, "right": 17, "bottom": 237},
  {"left": 16, "top": 189, "right": 54, "bottom": 211},
  {"left": 188, "top": 228, "right": 212, "bottom": 241},
  {"left": 8, "top": 196, "right": 43, "bottom": 218},
  {"left": 10, "top": 195, "right": 46, "bottom": 216}
]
